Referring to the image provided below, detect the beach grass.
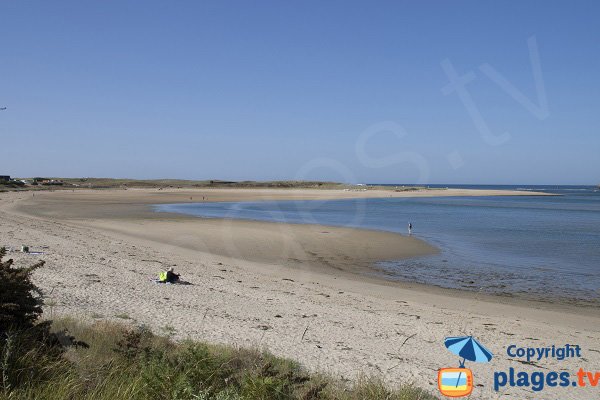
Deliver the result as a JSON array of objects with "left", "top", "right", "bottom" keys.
[{"left": 1, "top": 317, "right": 438, "bottom": 400}]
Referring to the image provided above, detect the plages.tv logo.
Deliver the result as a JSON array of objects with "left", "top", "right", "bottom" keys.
[{"left": 438, "top": 336, "right": 493, "bottom": 397}]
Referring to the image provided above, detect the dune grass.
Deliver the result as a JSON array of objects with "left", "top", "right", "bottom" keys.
[
  {"left": 1, "top": 317, "right": 437, "bottom": 400},
  {"left": 18, "top": 178, "right": 349, "bottom": 190},
  {"left": 9, "top": 177, "right": 429, "bottom": 192}
]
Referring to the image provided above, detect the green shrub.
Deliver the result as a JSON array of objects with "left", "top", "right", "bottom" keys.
[
  {"left": 0, "top": 247, "right": 45, "bottom": 333},
  {"left": 0, "top": 247, "right": 66, "bottom": 394}
]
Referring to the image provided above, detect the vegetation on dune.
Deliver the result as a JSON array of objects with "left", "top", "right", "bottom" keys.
[
  {"left": 0, "top": 248, "right": 437, "bottom": 399},
  {"left": 0, "top": 180, "right": 25, "bottom": 190},
  {"left": 8, "top": 319, "right": 438, "bottom": 400},
  {"left": 5, "top": 177, "right": 428, "bottom": 191},
  {"left": 63, "top": 178, "right": 347, "bottom": 189}
]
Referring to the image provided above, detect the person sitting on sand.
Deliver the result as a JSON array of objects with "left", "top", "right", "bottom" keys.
[{"left": 159, "top": 267, "right": 180, "bottom": 284}]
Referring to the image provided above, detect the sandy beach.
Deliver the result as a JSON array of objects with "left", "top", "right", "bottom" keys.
[{"left": 1, "top": 187, "right": 599, "bottom": 399}]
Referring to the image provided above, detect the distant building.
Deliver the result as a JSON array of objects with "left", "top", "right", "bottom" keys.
[
  {"left": 40, "top": 179, "right": 64, "bottom": 186},
  {"left": 0, "top": 175, "right": 10, "bottom": 182}
]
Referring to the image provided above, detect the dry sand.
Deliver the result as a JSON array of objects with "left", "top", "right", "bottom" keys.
[{"left": 1, "top": 187, "right": 598, "bottom": 399}]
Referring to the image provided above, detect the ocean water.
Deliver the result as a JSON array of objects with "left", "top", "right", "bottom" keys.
[{"left": 155, "top": 185, "right": 600, "bottom": 303}]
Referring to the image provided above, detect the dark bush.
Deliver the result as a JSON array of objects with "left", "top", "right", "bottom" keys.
[{"left": 0, "top": 247, "right": 45, "bottom": 335}]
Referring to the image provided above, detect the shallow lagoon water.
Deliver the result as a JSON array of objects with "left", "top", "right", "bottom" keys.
[{"left": 155, "top": 185, "right": 600, "bottom": 303}]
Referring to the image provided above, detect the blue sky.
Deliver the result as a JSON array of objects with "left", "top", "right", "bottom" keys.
[{"left": 1, "top": 1, "right": 598, "bottom": 184}]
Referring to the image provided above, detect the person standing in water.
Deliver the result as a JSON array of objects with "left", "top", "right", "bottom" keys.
[{"left": 408, "top": 222, "right": 413, "bottom": 235}]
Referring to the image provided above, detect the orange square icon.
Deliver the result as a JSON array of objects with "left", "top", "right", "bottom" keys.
[{"left": 438, "top": 367, "right": 473, "bottom": 397}]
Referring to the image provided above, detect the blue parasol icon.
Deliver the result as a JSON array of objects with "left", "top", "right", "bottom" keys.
[
  {"left": 444, "top": 336, "right": 493, "bottom": 388},
  {"left": 445, "top": 336, "right": 493, "bottom": 366}
]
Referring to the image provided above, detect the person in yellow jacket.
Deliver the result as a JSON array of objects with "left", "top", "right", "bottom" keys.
[{"left": 158, "top": 267, "right": 180, "bottom": 284}]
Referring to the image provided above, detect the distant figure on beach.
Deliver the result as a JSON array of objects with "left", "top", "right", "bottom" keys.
[
  {"left": 159, "top": 267, "right": 180, "bottom": 284},
  {"left": 408, "top": 222, "right": 413, "bottom": 235}
]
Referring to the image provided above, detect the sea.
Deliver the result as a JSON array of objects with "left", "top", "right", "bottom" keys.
[{"left": 155, "top": 185, "right": 600, "bottom": 304}]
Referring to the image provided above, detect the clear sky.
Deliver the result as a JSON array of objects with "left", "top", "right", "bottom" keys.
[{"left": 1, "top": 1, "right": 598, "bottom": 184}]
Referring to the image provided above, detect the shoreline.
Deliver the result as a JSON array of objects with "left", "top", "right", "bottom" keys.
[
  {"left": 154, "top": 202, "right": 600, "bottom": 309},
  {"left": 5, "top": 187, "right": 596, "bottom": 312},
  {"left": 2, "top": 188, "right": 599, "bottom": 399}
]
